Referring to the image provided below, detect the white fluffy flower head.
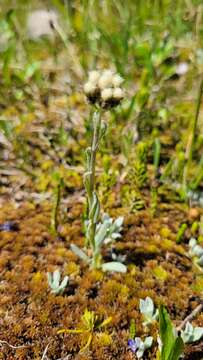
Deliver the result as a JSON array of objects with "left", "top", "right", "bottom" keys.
[
  {"left": 27, "top": 10, "right": 58, "bottom": 40},
  {"left": 101, "top": 88, "right": 113, "bottom": 101},
  {"left": 89, "top": 71, "right": 100, "bottom": 84},
  {"left": 84, "top": 69, "right": 125, "bottom": 108}
]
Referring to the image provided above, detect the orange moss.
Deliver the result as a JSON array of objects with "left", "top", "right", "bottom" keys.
[{"left": 0, "top": 201, "right": 202, "bottom": 359}]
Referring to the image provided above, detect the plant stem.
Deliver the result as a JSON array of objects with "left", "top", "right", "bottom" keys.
[
  {"left": 85, "top": 110, "right": 102, "bottom": 259},
  {"left": 183, "top": 77, "right": 203, "bottom": 189},
  {"left": 51, "top": 179, "right": 62, "bottom": 235},
  {"left": 89, "top": 110, "right": 102, "bottom": 203}
]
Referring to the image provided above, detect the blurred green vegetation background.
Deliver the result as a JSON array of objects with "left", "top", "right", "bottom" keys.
[{"left": 0, "top": 0, "right": 203, "bottom": 203}]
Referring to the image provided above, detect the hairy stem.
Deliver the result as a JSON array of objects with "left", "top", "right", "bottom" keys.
[
  {"left": 85, "top": 110, "right": 102, "bottom": 258},
  {"left": 51, "top": 179, "right": 62, "bottom": 234},
  {"left": 89, "top": 111, "right": 102, "bottom": 203}
]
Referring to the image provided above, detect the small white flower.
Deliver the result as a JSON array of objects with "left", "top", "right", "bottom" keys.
[
  {"left": 103, "top": 69, "right": 114, "bottom": 78},
  {"left": 101, "top": 88, "right": 113, "bottom": 101},
  {"left": 84, "top": 82, "right": 96, "bottom": 95},
  {"left": 176, "top": 62, "right": 188, "bottom": 75},
  {"left": 88, "top": 70, "right": 100, "bottom": 85},
  {"left": 98, "top": 70, "right": 114, "bottom": 89},
  {"left": 112, "top": 74, "right": 123, "bottom": 87},
  {"left": 27, "top": 10, "right": 58, "bottom": 40},
  {"left": 113, "top": 87, "right": 124, "bottom": 100}
]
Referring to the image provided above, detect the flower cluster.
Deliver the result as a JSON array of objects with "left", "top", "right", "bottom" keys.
[{"left": 84, "top": 69, "right": 124, "bottom": 108}]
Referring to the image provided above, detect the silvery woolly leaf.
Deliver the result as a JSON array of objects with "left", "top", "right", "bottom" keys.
[
  {"left": 111, "top": 252, "right": 126, "bottom": 263},
  {"left": 193, "top": 327, "right": 203, "bottom": 342},
  {"left": 189, "top": 238, "right": 197, "bottom": 248},
  {"left": 181, "top": 329, "right": 194, "bottom": 344},
  {"left": 101, "top": 261, "right": 127, "bottom": 273},
  {"left": 192, "top": 245, "right": 203, "bottom": 257},
  {"left": 53, "top": 269, "right": 61, "bottom": 285},
  {"left": 134, "top": 337, "right": 142, "bottom": 349},
  {"left": 84, "top": 171, "right": 91, "bottom": 194},
  {"left": 102, "top": 213, "right": 112, "bottom": 223},
  {"left": 47, "top": 272, "right": 52, "bottom": 287},
  {"left": 139, "top": 297, "right": 154, "bottom": 318},
  {"left": 182, "top": 322, "right": 203, "bottom": 343},
  {"left": 144, "top": 336, "right": 153, "bottom": 349},
  {"left": 95, "top": 222, "right": 109, "bottom": 248},
  {"left": 59, "top": 276, "right": 69, "bottom": 291},
  {"left": 111, "top": 233, "right": 122, "bottom": 239},
  {"left": 198, "top": 255, "right": 203, "bottom": 266},
  {"left": 184, "top": 322, "right": 193, "bottom": 335},
  {"left": 110, "top": 217, "right": 123, "bottom": 234},
  {"left": 135, "top": 339, "right": 144, "bottom": 359},
  {"left": 89, "top": 192, "right": 100, "bottom": 224},
  {"left": 136, "top": 348, "right": 144, "bottom": 359},
  {"left": 114, "top": 216, "right": 124, "bottom": 228},
  {"left": 99, "top": 121, "right": 107, "bottom": 139},
  {"left": 70, "top": 244, "right": 90, "bottom": 263},
  {"left": 85, "top": 147, "right": 91, "bottom": 168}
]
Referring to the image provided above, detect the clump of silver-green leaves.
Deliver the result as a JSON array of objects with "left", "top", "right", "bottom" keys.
[
  {"left": 47, "top": 270, "right": 69, "bottom": 295},
  {"left": 188, "top": 237, "right": 203, "bottom": 266},
  {"left": 139, "top": 296, "right": 159, "bottom": 326},
  {"left": 71, "top": 69, "right": 126, "bottom": 273},
  {"left": 181, "top": 321, "right": 203, "bottom": 343}
]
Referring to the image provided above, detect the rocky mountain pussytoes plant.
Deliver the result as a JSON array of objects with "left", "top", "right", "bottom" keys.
[
  {"left": 47, "top": 270, "right": 69, "bottom": 295},
  {"left": 181, "top": 322, "right": 203, "bottom": 344},
  {"left": 71, "top": 69, "right": 126, "bottom": 273},
  {"left": 139, "top": 296, "right": 159, "bottom": 326}
]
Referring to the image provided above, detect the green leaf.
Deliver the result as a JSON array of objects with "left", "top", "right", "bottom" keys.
[
  {"left": 23, "top": 62, "right": 40, "bottom": 81},
  {"left": 168, "top": 336, "right": 184, "bottom": 360},
  {"left": 159, "top": 305, "right": 175, "bottom": 360},
  {"left": 159, "top": 305, "right": 184, "bottom": 360},
  {"left": 0, "top": 119, "right": 13, "bottom": 138}
]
